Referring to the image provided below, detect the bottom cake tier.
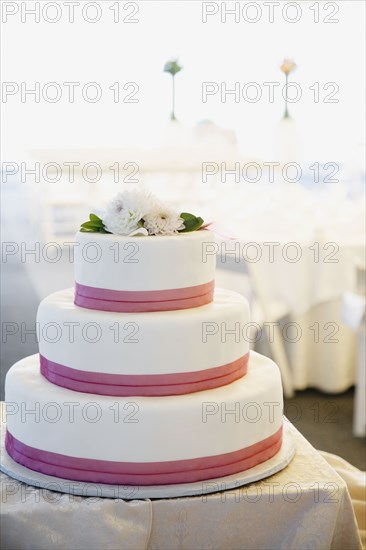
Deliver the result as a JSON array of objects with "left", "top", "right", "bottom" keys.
[{"left": 5, "top": 351, "right": 283, "bottom": 485}]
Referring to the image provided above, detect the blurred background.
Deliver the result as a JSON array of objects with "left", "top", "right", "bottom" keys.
[{"left": 1, "top": 1, "right": 365, "bottom": 468}]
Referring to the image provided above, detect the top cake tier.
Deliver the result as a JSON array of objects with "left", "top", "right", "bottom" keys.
[{"left": 74, "top": 230, "right": 216, "bottom": 312}]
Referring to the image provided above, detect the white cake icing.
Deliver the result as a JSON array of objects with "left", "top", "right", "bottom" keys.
[
  {"left": 37, "top": 288, "right": 249, "bottom": 377},
  {"left": 5, "top": 352, "right": 283, "bottom": 463},
  {"left": 74, "top": 230, "right": 216, "bottom": 292},
  {"left": 5, "top": 227, "right": 285, "bottom": 485}
]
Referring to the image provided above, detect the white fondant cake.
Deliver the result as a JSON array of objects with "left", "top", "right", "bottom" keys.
[
  {"left": 74, "top": 230, "right": 216, "bottom": 292},
  {"left": 37, "top": 287, "right": 250, "bottom": 395},
  {"left": 5, "top": 227, "right": 284, "bottom": 486},
  {"left": 5, "top": 352, "right": 283, "bottom": 485}
]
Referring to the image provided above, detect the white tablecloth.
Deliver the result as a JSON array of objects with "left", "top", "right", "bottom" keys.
[
  {"left": 0, "top": 423, "right": 362, "bottom": 550},
  {"left": 256, "top": 299, "right": 358, "bottom": 393},
  {"left": 206, "top": 183, "right": 365, "bottom": 314},
  {"left": 240, "top": 240, "right": 363, "bottom": 392}
]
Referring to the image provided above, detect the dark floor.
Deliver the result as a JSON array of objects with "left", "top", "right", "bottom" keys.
[
  {"left": 285, "top": 388, "right": 365, "bottom": 469},
  {"left": 1, "top": 182, "right": 365, "bottom": 471}
]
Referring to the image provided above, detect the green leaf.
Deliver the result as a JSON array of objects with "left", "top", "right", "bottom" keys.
[
  {"left": 80, "top": 213, "right": 110, "bottom": 234},
  {"left": 179, "top": 212, "right": 204, "bottom": 233},
  {"left": 80, "top": 226, "right": 111, "bottom": 234},
  {"left": 89, "top": 213, "right": 102, "bottom": 222},
  {"left": 80, "top": 221, "right": 103, "bottom": 229}
]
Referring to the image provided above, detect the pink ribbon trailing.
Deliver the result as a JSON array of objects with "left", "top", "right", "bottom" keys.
[
  {"left": 74, "top": 281, "right": 215, "bottom": 313},
  {"left": 202, "top": 222, "right": 237, "bottom": 240},
  {"left": 5, "top": 427, "right": 282, "bottom": 485},
  {"left": 40, "top": 352, "right": 249, "bottom": 396}
]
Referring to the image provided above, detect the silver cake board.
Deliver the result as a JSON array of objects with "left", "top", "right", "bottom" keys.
[{"left": 0, "top": 417, "right": 295, "bottom": 500}]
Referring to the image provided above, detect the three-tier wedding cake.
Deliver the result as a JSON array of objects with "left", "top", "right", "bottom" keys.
[{"left": 5, "top": 192, "right": 283, "bottom": 486}]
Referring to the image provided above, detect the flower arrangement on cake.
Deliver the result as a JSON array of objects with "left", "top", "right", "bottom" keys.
[{"left": 80, "top": 189, "right": 204, "bottom": 236}]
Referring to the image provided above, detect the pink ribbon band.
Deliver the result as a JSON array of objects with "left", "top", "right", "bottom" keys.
[
  {"left": 74, "top": 281, "right": 215, "bottom": 313},
  {"left": 40, "top": 353, "right": 249, "bottom": 396},
  {"left": 5, "top": 427, "right": 282, "bottom": 485}
]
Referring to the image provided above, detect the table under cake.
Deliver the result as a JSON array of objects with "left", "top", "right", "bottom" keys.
[{"left": 0, "top": 422, "right": 361, "bottom": 550}]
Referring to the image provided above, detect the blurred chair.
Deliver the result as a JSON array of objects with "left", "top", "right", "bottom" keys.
[
  {"left": 216, "top": 260, "right": 294, "bottom": 398},
  {"left": 341, "top": 259, "right": 366, "bottom": 437}
]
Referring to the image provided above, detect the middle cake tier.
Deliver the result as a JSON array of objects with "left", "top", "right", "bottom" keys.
[{"left": 37, "top": 288, "right": 250, "bottom": 396}]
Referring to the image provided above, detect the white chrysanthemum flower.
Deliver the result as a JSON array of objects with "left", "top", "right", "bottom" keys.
[
  {"left": 102, "top": 189, "right": 157, "bottom": 236},
  {"left": 143, "top": 205, "right": 185, "bottom": 236}
]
